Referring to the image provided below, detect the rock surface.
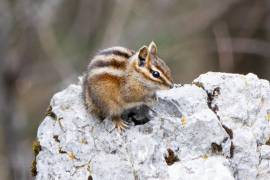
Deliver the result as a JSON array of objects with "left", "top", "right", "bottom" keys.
[{"left": 35, "top": 72, "right": 270, "bottom": 180}]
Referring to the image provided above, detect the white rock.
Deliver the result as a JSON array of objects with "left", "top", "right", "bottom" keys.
[
  {"left": 168, "top": 156, "right": 234, "bottom": 180},
  {"left": 35, "top": 72, "right": 270, "bottom": 180},
  {"left": 194, "top": 72, "right": 270, "bottom": 180},
  {"left": 260, "top": 145, "right": 270, "bottom": 159},
  {"left": 257, "top": 145, "right": 270, "bottom": 180}
]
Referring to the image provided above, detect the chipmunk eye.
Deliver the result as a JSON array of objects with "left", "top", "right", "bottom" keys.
[{"left": 152, "top": 71, "right": 160, "bottom": 78}]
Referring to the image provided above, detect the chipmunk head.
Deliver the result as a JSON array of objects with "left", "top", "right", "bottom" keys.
[{"left": 129, "top": 41, "right": 174, "bottom": 91}]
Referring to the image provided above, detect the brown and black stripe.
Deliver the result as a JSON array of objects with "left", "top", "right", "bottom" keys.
[
  {"left": 88, "top": 47, "right": 135, "bottom": 71},
  {"left": 153, "top": 57, "right": 173, "bottom": 85},
  {"left": 98, "top": 47, "right": 134, "bottom": 59}
]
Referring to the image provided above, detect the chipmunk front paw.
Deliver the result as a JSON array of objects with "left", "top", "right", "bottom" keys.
[{"left": 113, "top": 117, "right": 128, "bottom": 132}]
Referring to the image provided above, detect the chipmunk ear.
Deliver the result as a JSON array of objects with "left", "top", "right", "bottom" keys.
[
  {"left": 148, "top": 41, "right": 157, "bottom": 56},
  {"left": 138, "top": 45, "right": 148, "bottom": 66}
]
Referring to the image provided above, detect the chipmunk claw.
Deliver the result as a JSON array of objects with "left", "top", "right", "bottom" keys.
[{"left": 114, "top": 119, "right": 128, "bottom": 132}]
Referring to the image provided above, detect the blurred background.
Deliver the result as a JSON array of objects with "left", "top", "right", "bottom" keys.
[{"left": 0, "top": 0, "right": 270, "bottom": 179}]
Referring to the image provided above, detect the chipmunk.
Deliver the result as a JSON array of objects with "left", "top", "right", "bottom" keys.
[{"left": 83, "top": 42, "right": 173, "bottom": 131}]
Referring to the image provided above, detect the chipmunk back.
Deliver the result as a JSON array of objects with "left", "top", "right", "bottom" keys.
[{"left": 83, "top": 42, "right": 173, "bottom": 131}]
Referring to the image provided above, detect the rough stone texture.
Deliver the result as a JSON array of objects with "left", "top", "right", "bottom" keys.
[
  {"left": 35, "top": 72, "right": 270, "bottom": 180},
  {"left": 194, "top": 72, "right": 270, "bottom": 180}
]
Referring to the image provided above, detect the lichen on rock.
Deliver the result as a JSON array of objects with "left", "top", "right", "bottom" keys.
[{"left": 35, "top": 72, "right": 270, "bottom": 180}]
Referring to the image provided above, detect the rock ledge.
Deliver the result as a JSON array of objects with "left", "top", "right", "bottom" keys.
[{"left": 35, "top": 72, "right": 270, "bottom": 180}]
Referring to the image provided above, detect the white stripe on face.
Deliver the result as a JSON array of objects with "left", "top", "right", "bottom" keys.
[{"left": 150, "top": 65, "right": 172, "bottom": 87}]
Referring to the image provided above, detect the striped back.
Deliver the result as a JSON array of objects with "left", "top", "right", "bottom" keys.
[{"left": 88, "top": 47, "right": 135, "bottom": 71}]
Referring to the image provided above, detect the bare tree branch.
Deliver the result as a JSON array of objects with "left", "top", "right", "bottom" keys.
[
  {"left": 213, "top": 38, "right": 270, "bottom": 58},
  {"left": 101, "top": 0, "right": 134, "bottom": 47},
  {"left": 213, "top": 22, "right": 234, "bottom": 72}
]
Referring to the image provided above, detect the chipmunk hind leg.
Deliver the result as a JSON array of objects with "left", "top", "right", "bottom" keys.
[
  {"left": 88, "top": 74, "right": 128, "bottom": 131},
  {"left": 83, "top": 76, "right": 106, "bottom": 120},
  {"left": 104, "top": 100, "right": 128, "bottom": 131}
]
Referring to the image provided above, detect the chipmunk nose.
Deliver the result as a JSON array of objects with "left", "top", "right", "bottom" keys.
[{"left": 169, "top": 84, "right": 174, "bottom": 88}]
